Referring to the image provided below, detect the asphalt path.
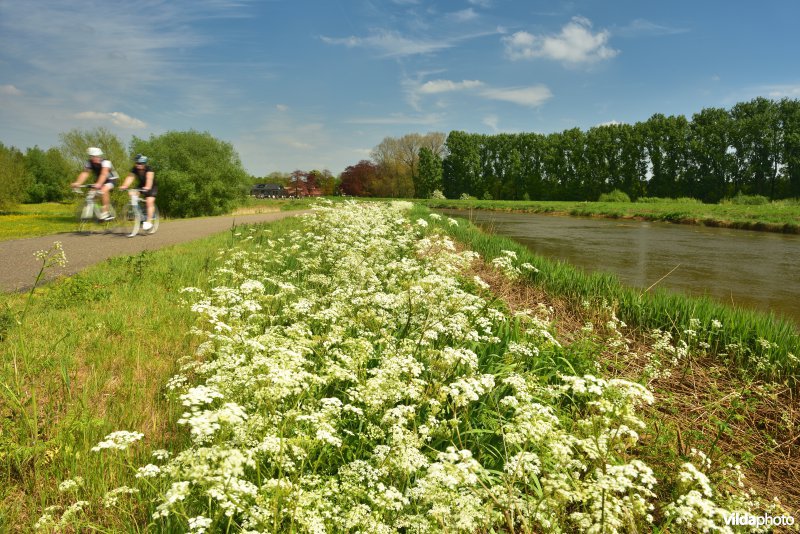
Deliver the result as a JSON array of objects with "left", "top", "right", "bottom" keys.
[{"left": 0, "top": 211, "right": 310, "bottom": 293}]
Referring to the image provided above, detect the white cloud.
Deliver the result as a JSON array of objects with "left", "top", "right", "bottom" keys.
[
  {"left": 321, "top": 30, "right": 453, "bottom": 57},
  {"left": 596, "top": 120, "right": 621, "bottom": 127},
  {"left": 483, "top": 114, "right": 499, "bottom": 132},
  {"left": 503, "top": 17, "right": 618, "bottom": 64},
  {"left": 346, "top": 113, "right": 444, "bottom": 125},
  {"left": 321, "top": 28, "right": 502, "bottom": 58},
  {"left": 616, "top": 19, "right": 689, "bottom": 37},
  {"left": 764, "top": 85, "right": 800, "bottom": 98},
  {"left": 418, "top": 79, "right": 484, "bottom": 94},
  {"left": 468, "top": 0, "right": 492, "bottom": 7},
  {"left": 276, "top": 104, "right": 289, "bottom": 112},
  {"left": 0, "top": 84, "right": 23, "bottom": 96},
  {"left": 480, "top": 85, "right": 553, "bottom": 107},
  {"left": 74, "top": 111, "right": 146, "bottom": 128},
  {"left": 449, "top": 8, "right": 478, "bottom": 23}
]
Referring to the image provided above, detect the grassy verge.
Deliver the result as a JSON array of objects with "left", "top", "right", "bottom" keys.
[
  {"left": 0, "top": 203, "right": 77, "bottom": 241},
  {"left": 0, "top": 197, "right": 327, "bottom": 242},
  {"left": 416, "top": 204, "right": 800, "bottom": 383},
  {"left": 0, "top": 215, "right": 306, "bottom": 532},
  {"left": 422, "top": 198, "right": 800, "bottom": 234}
]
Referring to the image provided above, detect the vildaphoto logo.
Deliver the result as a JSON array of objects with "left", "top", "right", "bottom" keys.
[{"left": 724, "top": 513, "right": 795, "bottom": 527}]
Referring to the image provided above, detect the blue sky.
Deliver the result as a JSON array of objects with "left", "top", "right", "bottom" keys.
[{"left": 1, "top": 1, "right": 799, "bottom": 176}]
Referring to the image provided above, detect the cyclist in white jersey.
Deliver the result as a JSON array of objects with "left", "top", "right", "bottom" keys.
[{"left": 71, "top": 147, "right": 118, "bottom": 220}]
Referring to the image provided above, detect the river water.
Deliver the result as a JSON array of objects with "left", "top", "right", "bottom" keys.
[{"left": 438, "top": 209, "right": 800, "bottom": 325}]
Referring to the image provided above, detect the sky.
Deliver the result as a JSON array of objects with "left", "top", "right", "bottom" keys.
[{"left": 1, "top": 0, "right": 799, "bottom": 176}]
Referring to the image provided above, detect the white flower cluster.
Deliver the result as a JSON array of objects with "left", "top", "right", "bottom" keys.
[
  {"left": 90, "top": 430, "right": 144, "bottom": 452},
  {"left": 48, "top": 202, "right": 765, "bottom": 533}
]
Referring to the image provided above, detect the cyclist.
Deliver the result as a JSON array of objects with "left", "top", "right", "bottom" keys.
[
  {"left": 120, "top": 154, "right": 157, "bottom": 231},
  {"left": 71, "top": 147, "right": 118, "bottom": 220}
]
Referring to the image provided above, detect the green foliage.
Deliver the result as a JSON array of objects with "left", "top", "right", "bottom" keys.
[
  {"left": 59, "top": 127, "right": 127, "bottom": 172},
  {"left": 130, "top": 130, "right": 250, "bottom": 217},
  {"left": 429, "top": 189, "right": 446, "bottom": 200},
  {"left": 598, "top": 189, "right": 632, "bottom": 202},
  {"left": 724, "top": 192, "right": 770, "bottom": 205},
  {"left": 416, "top": 147, "right": 443, "bottom": 198},
  {"left": 439, "top": 98, "right": 800, "bottom": 203},
  {"left": 0, "top": 143, "right": 30, "bottom": 210},
  {"left": 24, "top": 146, "right": 73, "bottom": 203},
  {"left": 637, "top": 196, "right": 702, "bottom": 204}
]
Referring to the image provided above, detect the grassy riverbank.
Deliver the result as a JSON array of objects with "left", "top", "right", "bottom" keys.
[
  {"left": 423, "top": 198, "right": 800, "bottom": 234},
  {"left": 422, "top": 204, "right": 800, "bottom": 383},
  {"left": 3, "top": 201, "right": 797, "bottom": 532}
]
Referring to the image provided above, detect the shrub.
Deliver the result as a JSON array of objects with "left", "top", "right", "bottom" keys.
[
  {"left": 459, "top": 193, "right": 476, "bottom": 200},
  {"left": 722, "top": 192, "right": 770, "bottom": 205},
  {"left": 598, "top": 189, "right": 631, "bottom": 203},
  {"left": 130, "top": 131, "right": 250, "bottom": 218},
  {"left": 429, "top": 189, "right": 446, "bottom": 200},
  {"left": 0, "top": 144, "right": 29, "bottom": 210},
  {"left": 638, "top": 196, "right": 702, "bottom": 204}
]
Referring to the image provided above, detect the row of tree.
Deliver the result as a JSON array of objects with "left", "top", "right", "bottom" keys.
[
  {"left": 340, "top": 132, "right": 446, "bottom": 198},
  {"left": 0, "top": 128, "right": 251, "bottom": 216},
  {"left": 436, "top": 97, "right": 800, "bottom": 202}
]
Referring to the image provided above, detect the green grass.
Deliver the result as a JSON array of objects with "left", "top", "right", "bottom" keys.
[
  {"left": 422, "top": 197, "right": 800, "bottom": 233},
  {"left": 0, "top": 216, "right": 308, "bottom": 531},
  {"left": 415, "top": 204, "right": 800, "bottom": 382},
  {"left": 0, "top": 197, "right": 330, "bottom": 243},
  {"left": 0, "top": 202, "right": 77, "bottom": 241}
]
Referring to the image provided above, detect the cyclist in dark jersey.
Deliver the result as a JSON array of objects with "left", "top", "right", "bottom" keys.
[
  {"left": 71, "top": 147, "right": 118, "bottom": 220},
  {"left": 120, "top": 154, "right": 158, "bottom": 231}
]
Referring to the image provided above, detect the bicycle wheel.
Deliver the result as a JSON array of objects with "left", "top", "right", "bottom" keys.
[
  {"left": 76, "top": 201, "right": 93, "bottom": 234},
  {"left": 126, "top": 204, "right": 141, "bottom": 237},
  {"left": 146, "top": 205, "right": 160, "bottom": 234},
  {"left": 98, "top": 203, "right": 118, "bottom": 233}
]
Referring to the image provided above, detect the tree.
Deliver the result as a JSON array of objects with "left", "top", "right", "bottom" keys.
[
  {"left": 311, "top": 169, "right": 338, "bottom": 196},
  {"left": 371, "top": 132, "right": 447, "bottom": 197},
  {"left": 442, "top": 131, "right": 481, "bottom": 199},
  {"left": 730, "top": 97, "right": 782, "bottom": 198},
  {"left": 24, "top": 146, "right": 72, "bottom": 203},
  {"left": 779, "top": 98, "right": 800, "bottom": 198},
  {"left": 340, "top": 160, "right": 379, "bottom": 196},
  {"left": 417, "top": 147, "right": 443, "bottom": 198},
  {"left": 0, "top": 143, "right": 29, "bottom": 210},
  {"left": 687, "top": 107, "right": 735, "bottom": 202},
  {"left": 642, "top": 114, "right": 690, "bottom": 198},
  {"left": 130, "top": 130, "right": 250, "bottom": 217},
  {"left": 59, "top": 127, "right": 127, "bottom": 172}
]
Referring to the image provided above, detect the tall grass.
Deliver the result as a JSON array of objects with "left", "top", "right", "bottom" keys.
[
  {"left": 0, "top": 217, "right": 305, "bottom": 531},
  {"left": 415, "top": 205, "right": 800, "bottom": 383}
]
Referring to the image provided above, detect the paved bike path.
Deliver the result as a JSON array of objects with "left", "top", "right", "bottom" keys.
[{"left": 0, "top": 211, "right": 311, "bottom": 293}]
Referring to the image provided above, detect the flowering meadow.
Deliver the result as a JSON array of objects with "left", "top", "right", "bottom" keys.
[{"left": 40, "top": 201, "right": 782, "bottom": 532}]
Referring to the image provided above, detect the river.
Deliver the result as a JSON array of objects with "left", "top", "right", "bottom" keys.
[{"left": 438, "top": 209, "right": 800, "bottom": 325}]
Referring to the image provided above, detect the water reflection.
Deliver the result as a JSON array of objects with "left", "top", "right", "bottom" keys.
[{"left": 439, "top": 209, "right": 800, "bottom": 324}]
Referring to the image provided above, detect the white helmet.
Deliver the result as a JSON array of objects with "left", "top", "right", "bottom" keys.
[{"left": 87, "top": 147, "right": 103, "bottom": 157}]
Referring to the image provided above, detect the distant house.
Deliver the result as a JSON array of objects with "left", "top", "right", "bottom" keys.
[
  {"left": 251, "top": 183, "right": 288, "bottom": 198},
  {"left": 284, "top": 184, "right": 323, "bottom": 198}
]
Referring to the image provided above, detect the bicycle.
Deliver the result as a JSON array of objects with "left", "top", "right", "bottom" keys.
[
  {"left": 124, "top": 188, "right": 160, "bottom": 237},
  {"left": 73, "top": 185, "right": 117, "bottom": 234}
]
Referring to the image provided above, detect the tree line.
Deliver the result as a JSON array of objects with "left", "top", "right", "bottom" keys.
[
  {"left": 437, "top": 97, "right": 800, "bottom": 202},
  {"left": 0, "top": 128, "right": 251, "bottom": 217}
]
